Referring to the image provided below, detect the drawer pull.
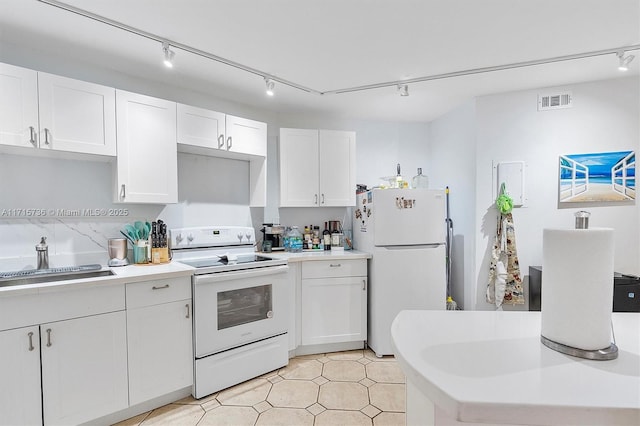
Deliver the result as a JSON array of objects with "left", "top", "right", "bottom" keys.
[
  {"left": 329, "top": 263, "right": 341, "bottom": 268},
  {"left": 28, "top": 331, "right": 35, "bottom": 351},
  {"left": 362, "top": 279, "right": 367, "bottom": 290},
  {"left": 185, "top": 303, "right": 190, "bottom": 319},
  {"left": 152, "top": 284, "right": 170, "bottom": 290},
  {"left": 46, "top": 328, "right": 52, "bottom": 347}
]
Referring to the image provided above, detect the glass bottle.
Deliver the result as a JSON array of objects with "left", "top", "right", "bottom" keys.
[
  {"left": 312, "top": 226, "right": 320, "bottom": 249},
  {"left": 412, "top": 167, "right": 429, "bottom": 189},
  {"left": 322, "top": 221, "right": 331, "bottom": 251}
]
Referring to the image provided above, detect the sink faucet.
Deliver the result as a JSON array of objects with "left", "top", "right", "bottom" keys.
[{"left": 36, "top": 236, "right": 49, "bottom": 270}]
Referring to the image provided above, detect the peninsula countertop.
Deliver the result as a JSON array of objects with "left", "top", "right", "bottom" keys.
[{"left": 391, "top": 310, "right": 640, "bottom": 426}]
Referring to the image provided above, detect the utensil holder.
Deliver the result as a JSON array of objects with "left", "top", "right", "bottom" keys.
[{"left": 133, "top": 244, "right": 148, "bottom": 264}]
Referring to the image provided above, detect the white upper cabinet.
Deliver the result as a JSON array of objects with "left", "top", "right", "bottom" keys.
[
  {"left": 225, "top": 114, "right": 267, "bottom": 157},
  {"left": 319, "top": 129, "right": 356, "bottom": 206},
  {"left": 115, "top": 90, "right": 178, "bottom": 204},
  {"left": 0, "top": 63, "right": 38, "bottom": 148},
  {"left": 280, "top": 128, "right": 356, "bottom": 207},
  {"left": 177, "top": 105, "right": 267, "bottom": 206},
  {"left": 280, "top": 128, "right": 320, "bottom": 207},
  {"left": 177, "top": 106, "right": 266, "bottom": 158},
  {"left": 38, "top": 72, "right": 116, "bottom": 156},
  {"left": 177, "top": 103, "right": 226, "bottom": 150},
  {"left": 0, "top": 62, "right": 116, "bottom": 156}
]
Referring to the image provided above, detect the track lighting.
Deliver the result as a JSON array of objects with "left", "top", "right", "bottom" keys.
[
  {"left": 265, "top": 78, "right": 275, "bottom": 96},
  {"left": 39, "top": 1, "right": 640, "bottom": 97},
  {"left": 162, "top": 42, "right": 175, "bottom": 68},
  {"left": 397, "top": 84, "right": 409, "bottom": 97},
  {"left": 617, "top": 51, "right": 634, "bottom": 71}
]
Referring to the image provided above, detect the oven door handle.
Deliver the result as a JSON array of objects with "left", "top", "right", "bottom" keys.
[{"left": 196, "top": 265, "right": 289, "bottom": 283}]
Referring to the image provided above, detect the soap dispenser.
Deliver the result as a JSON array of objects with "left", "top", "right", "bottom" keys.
[{"left": 36, "top": 236, "right": 49, "bottom": 270}]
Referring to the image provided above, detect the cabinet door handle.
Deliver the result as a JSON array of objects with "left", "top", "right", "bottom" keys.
[
  {"left": 329, "top": 263, "right": 341, "bottom": 268},
  {"left": 362, "top": 279, "right": 367, "bottom": 290},
  {"left": 28, "top": 331, "right": 35, "bottom": 351},
  {"left": 29, "top": 126, "right": 37, "bottom": 146},
  {"left": 226, "top": 136, "right": 232, "bottom": 150},
  {"left": 44, "top": 128, "right": 51, "bottom": 145},
  {"left": 218, "top": 134, "right": 225, "bottom": 149},
  {"left": 185, "top": 303, "right": 190, "bottom": 319},
  {"left": 152, "top": 284, "right": 170, "bottom": 290},
  {"left": 46, "top": 328, "right": 52, "bottom": 347},
  {"left": 314, "top": 194, "right": 318, "bottom": 205},
  {"left": 321, "top": 193, "right": 325, "bottom": 204},
  {"left": 120, "top": 184, "right": 126, "bottom": 200}
]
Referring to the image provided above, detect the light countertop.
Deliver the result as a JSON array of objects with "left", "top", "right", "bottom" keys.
[
  {"left": 0, "top": 250, "right": 370, "bottom": 296},
  {"left": 391, "top": 310, "right": 640, "bottom": 426},
  {"left": 0, "top": 261, "right": 194, "bottom": 297}
]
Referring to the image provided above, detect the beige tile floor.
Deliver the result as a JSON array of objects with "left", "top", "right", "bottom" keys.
[{"left": 115, "top": 349, "right": 405, "bottom": 426}]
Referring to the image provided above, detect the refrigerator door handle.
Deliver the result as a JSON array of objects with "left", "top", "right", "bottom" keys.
[{"left": 379, "top": 244, "right": 444, "bottom": 250}]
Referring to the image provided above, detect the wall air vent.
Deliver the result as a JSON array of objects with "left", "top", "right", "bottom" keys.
[{"left": 538, "top": 91, "right": 572, "bottom": 111}]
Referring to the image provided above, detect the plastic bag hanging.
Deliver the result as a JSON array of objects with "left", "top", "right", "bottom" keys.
[{"left": 496, "top": 183, "right": 514, "bottom": 214}]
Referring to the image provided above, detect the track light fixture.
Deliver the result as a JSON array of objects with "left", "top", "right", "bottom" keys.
[
  {"left": 162, "top": 42, "right": 175, "bottom": 68},
  {"left": 265, "top": 78, "right": 275, "bottom": 96},
  {"left": 397, "top": 84, "right": 409, "bottom": 97},
  {"left": 617, "top": 51, "right": 635, "bottom": 71}
]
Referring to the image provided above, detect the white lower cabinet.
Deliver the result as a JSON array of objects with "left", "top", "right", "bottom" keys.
[
  {"left": 126, "top": 278, "right": 193, "bottom": 405},
  {"left": 0, "top": 326, "right": 42, "bottom": 426},
  {"left": 41, "top": 311, "right": 129, "bottom": 425},
  {"left": 300, "top": 260, "right": 367, "bottom": 346}
]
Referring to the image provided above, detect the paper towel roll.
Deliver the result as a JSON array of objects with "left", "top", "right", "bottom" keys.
[{"left": 541, "top": 228, "right": 614, "bottom": 351}]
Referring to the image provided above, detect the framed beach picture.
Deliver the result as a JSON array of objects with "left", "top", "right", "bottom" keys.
[{"left": 559, "top": 151, "right": 635, "bottom": 204}]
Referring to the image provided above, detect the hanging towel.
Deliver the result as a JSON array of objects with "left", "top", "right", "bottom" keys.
[{"left": 487, "top": 212, "right": 525, "bottom": 307}]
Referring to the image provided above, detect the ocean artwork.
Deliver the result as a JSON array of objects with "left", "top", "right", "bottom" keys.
[{"left": 559, "top": 151, "right": 635, "bottom": 203}]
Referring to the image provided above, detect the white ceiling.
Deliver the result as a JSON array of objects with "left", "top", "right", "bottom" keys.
[{"left": 1, "top": 0, "right": 639, "bottom": 122}]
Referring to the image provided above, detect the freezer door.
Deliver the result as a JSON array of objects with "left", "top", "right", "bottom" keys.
[
  {"left": 372, "top": 189, "right": 445, "bottom": 246},
  {"left": 368, "top": 244, "right": 446, "bottom": 356}
]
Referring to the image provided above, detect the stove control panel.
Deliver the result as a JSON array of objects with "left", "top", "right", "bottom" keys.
[{"left": 170, "top": 226, "right": 255, "bottom": 249}]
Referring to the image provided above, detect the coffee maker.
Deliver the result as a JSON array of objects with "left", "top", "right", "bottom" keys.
[{"left": 261, "top": 223, "right": 285, "bottom": 251}]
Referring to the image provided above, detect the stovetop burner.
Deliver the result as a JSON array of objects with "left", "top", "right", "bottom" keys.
[{"left": 169, "top": 226, "right": 287, "bottom": 275}]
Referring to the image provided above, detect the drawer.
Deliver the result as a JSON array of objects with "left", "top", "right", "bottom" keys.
[
  {"left": 126, "top": 277, "right": 191, "bottom": 309},
  {"left": 0, "top": 283, "right": 125, "bottom": 331},
  {"left": 302, "top": 259, "right": 366, "bottom": 279}
]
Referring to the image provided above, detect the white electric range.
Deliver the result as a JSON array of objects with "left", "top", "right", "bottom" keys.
[{"left": 170, "top": 226, "right": 289, "bottom": 399}]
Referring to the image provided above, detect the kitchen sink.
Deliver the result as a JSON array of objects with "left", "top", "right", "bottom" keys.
[{"left": 0, "top": 265, "right": 114, "bottom": 288}]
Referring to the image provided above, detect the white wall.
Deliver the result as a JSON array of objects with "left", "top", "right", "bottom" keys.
[
  {"left": 473, "top": 76, "right": 639, "bottom": 311},
  {"left": 428, "top": 100, "right": 477, "bottom": 309},
  {"left": 428, "top": 77, "right": 639, "bottom": 312}
]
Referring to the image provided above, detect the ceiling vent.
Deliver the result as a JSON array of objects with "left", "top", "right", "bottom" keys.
[{"left": 538, "top": 91, "right": 572, "bottom": 111}]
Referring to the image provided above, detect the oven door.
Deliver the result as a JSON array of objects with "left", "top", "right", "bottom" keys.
[{"left": 193, "top": 265, "right": 289, "bottom": 358}]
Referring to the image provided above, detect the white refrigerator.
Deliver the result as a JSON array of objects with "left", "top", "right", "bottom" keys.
[{"left": 353, "top": 188, "right": 446, "bottom": 357}]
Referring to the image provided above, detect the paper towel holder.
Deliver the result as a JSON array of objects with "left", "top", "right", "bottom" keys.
[
  {"left": 575, "top": 210, "right": 590, "bottom": 229},
  {"left": 540, "top": 335, "right": 618, "bottom": 360}
]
